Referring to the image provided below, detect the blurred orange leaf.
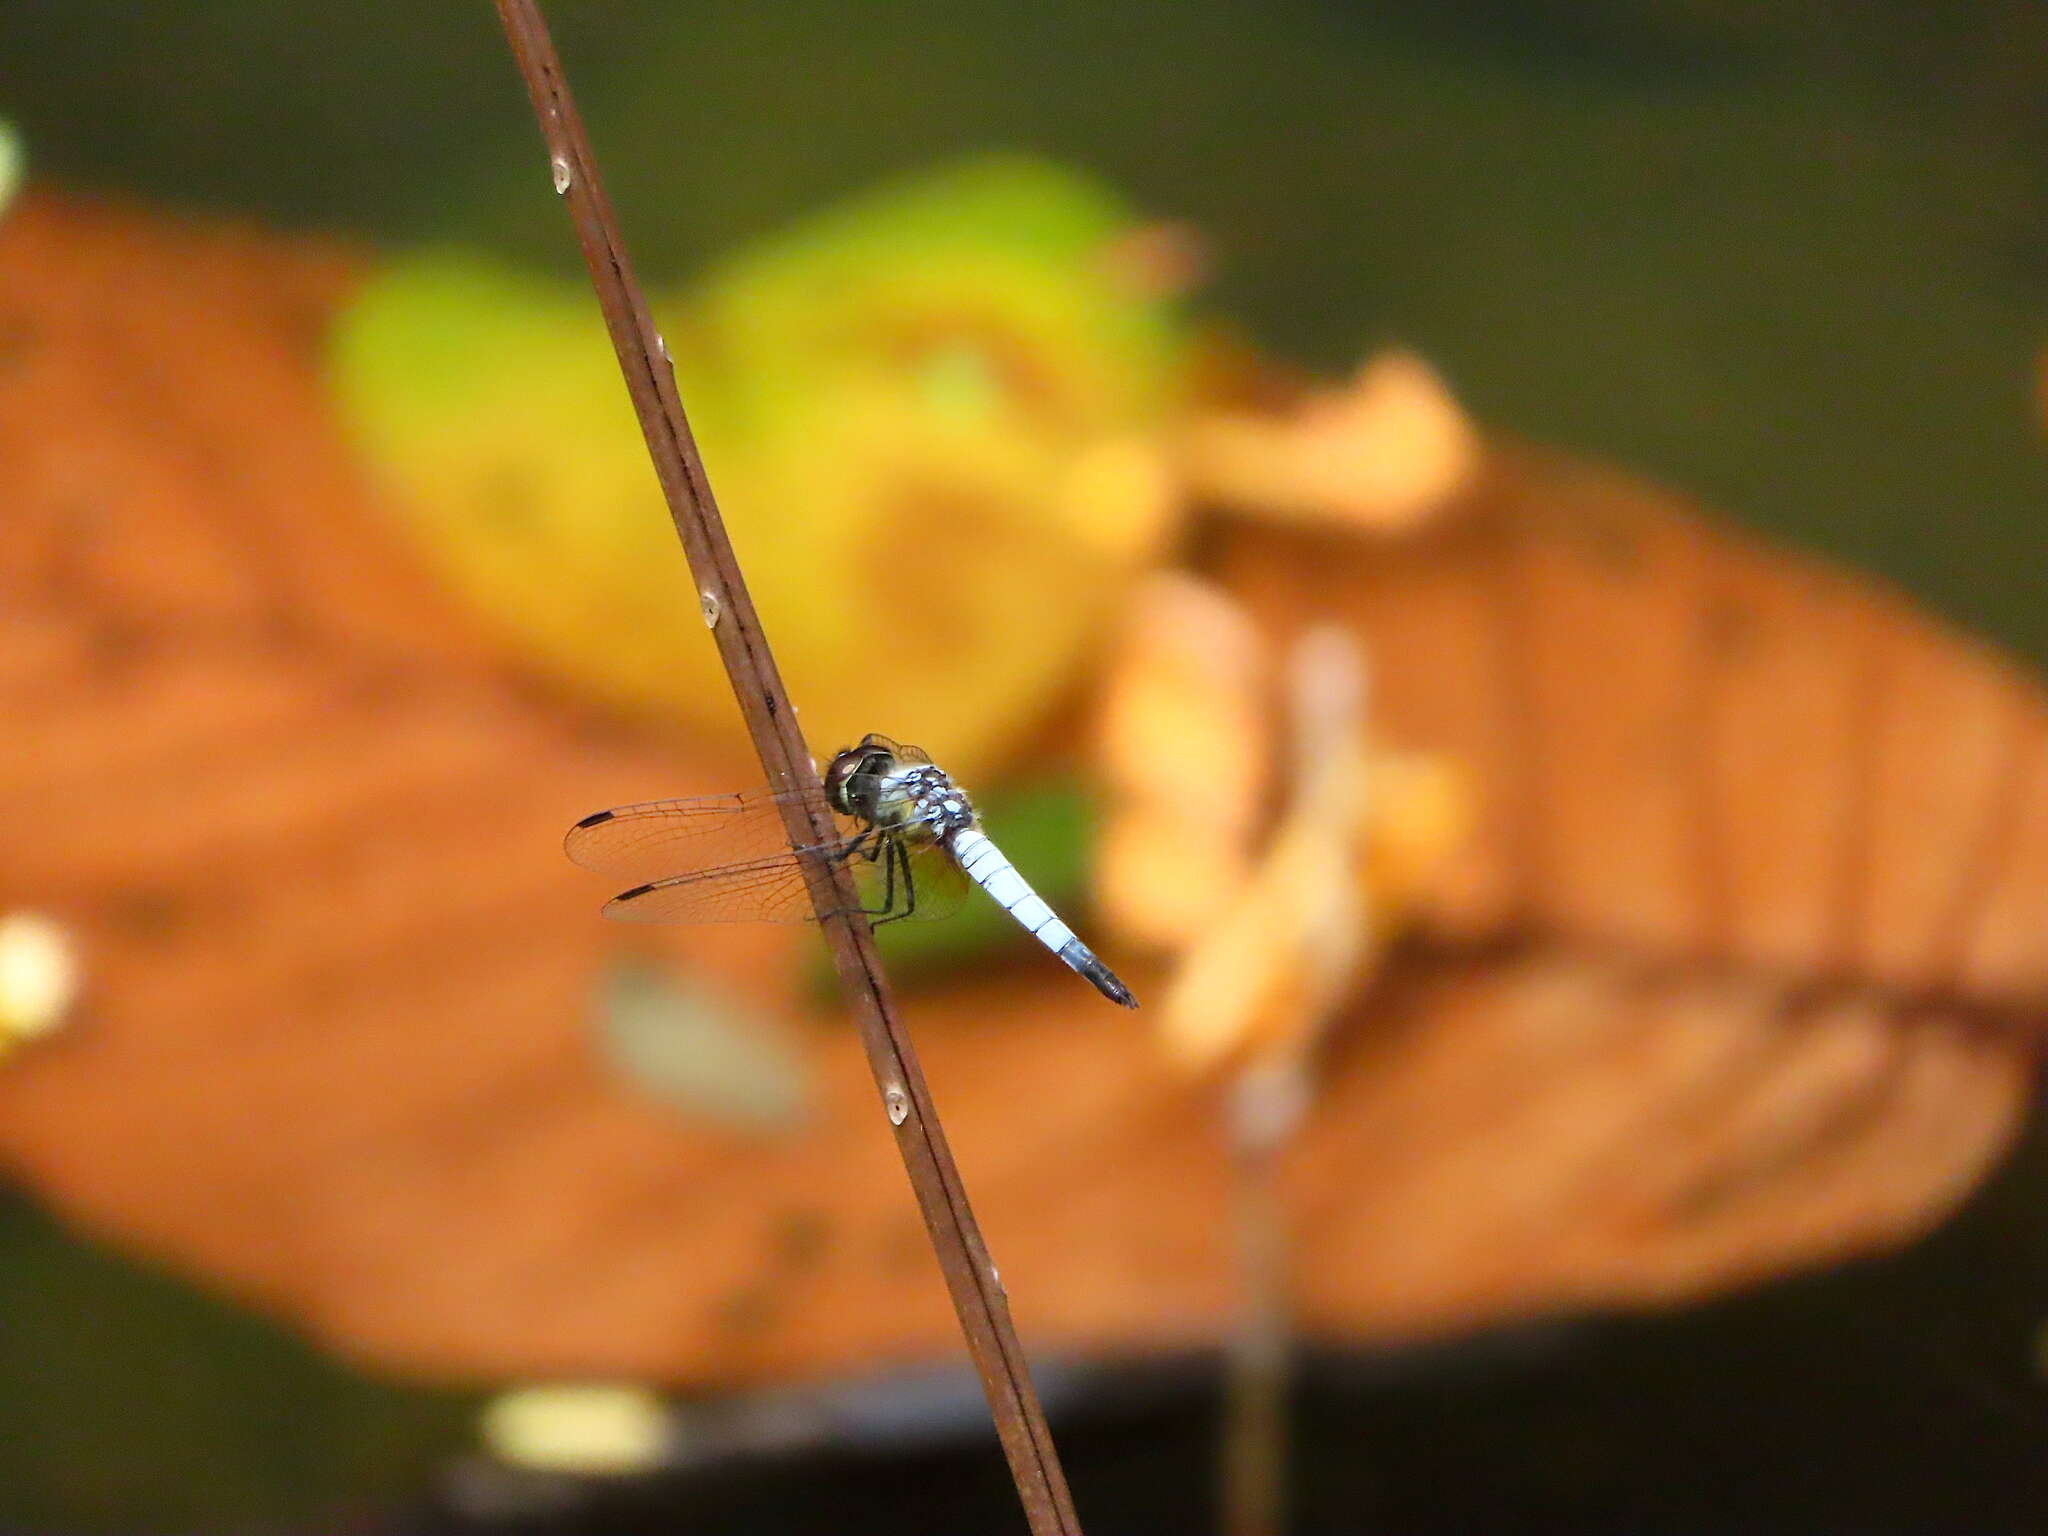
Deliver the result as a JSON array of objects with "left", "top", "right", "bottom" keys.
[{"left": 0, "top": 193, "right": 2036, "bottom": 1395}]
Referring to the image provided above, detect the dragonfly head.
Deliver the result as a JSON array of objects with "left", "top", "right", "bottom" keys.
[{"left": 824, "top": 736, "right": 902, "bottom": 822}]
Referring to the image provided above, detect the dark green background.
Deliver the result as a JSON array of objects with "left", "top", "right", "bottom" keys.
[
  {"left": 6, "top": 1, "right": 2045, "bottom": 658},
  {"left": 1, "top": 2, "right": 2044, "bottom": 1528}
]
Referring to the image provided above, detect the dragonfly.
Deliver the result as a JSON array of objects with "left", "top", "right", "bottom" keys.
[{"left": 566, "top": 733, "right": 1137, "bottom": 1008}]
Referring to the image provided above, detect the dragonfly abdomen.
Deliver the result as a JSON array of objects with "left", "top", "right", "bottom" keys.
[{"left": 947, "top": 828, "right": 1137, "bottom": 1009}]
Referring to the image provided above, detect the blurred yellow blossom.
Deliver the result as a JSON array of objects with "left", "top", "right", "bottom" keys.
[
  {"left": 1096, "top": 575, "right": 1473, "bottom": 1073},
  {"left": 334, "top": 157, "right": 1189, "bottom": 779},
  {"left": 1096, "top": 573, "right": 1270, "bottom": 951},
  {"left": 1159, "top": 627, "right": 1375, "bottom": 1072}
]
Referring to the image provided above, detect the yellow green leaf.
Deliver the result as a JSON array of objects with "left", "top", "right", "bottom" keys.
[{"left": 331, "top": 156, "right": 1190, "bottom": 779}]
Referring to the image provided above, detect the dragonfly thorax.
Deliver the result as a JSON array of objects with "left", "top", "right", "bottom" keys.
[
  {"left": 823, "top": 735, "right": 977, "bottom": 842},
  {"left": 875, "top": 763, "right": 976, "bottom": 841}
]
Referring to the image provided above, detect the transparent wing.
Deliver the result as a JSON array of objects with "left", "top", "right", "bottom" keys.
[
  {"left": 602, "top": 849, "right": 826, "bottom": 925},
  {"left": 568, "top": 766, "right": 975, "bottom": 927},
  {"left": 592, "top": 828, "right": 972, "bottom": 927},
  {"left": 842, "top": 733, "right": 934, "bottom": 768},
  {"left": 860, "top": 837, "right": 972, "bottom": 925},
  {"left": 564, "top": 786, "right": 842, "bottom": 890}
]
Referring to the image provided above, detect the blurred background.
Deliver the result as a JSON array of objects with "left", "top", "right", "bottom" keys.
[{"left": 2, "top": 2, "right": 2048, "bottom": 1531}]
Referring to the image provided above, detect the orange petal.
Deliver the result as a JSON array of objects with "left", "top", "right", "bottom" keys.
[
  {"left": 1096, "top": 573, "right": 1270, "bottom": 949},
  {"left": 1188, "top": 348, "right": 1479, "bottom": 533}
]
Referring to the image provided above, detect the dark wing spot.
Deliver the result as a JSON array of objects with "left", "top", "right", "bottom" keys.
[
  {"left": 572, "top": 809, "right": 617, "bottom": 829},
  {"left": 616, "top": 881, "right": 660, "bottom": 901}
]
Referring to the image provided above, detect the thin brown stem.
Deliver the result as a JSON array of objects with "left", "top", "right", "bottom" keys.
[
  {"left": 1221, "top": 1057, "right": 1305, "bottom": 1536},
  {"left": 489, "top": 6, "right": 1083, "bottom": 1531},
  {"left": 1222, "top": 1138, "right": 1289, "bottom": 1536}
]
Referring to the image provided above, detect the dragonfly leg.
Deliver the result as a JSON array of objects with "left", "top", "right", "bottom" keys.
[
  {"left": 872, "top": 837, "right": 919, "bottom": 926},
  {"left": 827, "top": 829, "right": 897, "bottom": 922},
  {"left": 863, "top": 832, "right": 900, "bottom": 922},
  {"left": 789, "top": 828, "right": 892, "bottom": 921},
  {"left": 895, "top": 839, "right": 918, "bottom": 920}
]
